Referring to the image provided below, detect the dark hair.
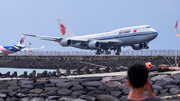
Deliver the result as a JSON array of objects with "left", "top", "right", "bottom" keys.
[{"left": 128, "top": 64, "right": 149, "bottom": 88}]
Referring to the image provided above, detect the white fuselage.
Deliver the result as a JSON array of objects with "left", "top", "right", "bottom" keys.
[{"left": 69, "top": 25, "right": 158, "bottom": 49}]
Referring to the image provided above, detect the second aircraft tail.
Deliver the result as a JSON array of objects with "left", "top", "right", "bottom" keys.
[{"left": 17, "top": 35, "right": 25, "bottom": 45}]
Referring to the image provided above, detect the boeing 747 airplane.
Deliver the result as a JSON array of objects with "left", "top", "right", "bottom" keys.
[
  {"left": 23, "top": 18, "right": 158, "bottom": 55},
  {"left": 0, "top": 35, "right": 44, "bottom": 56}
]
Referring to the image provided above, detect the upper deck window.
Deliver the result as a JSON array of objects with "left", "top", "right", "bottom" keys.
[{"left": 146, "top": 26, "right": 151, "bottom": 28}]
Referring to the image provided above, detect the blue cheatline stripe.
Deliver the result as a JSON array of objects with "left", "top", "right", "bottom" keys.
[
  {"left": 3, "top": 46, "right": 20, "bottom": 52},
  {"left": 90, "top": 32, "right": 158, "bottom": 40}
]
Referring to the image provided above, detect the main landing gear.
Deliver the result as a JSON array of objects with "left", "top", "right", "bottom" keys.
[
  {"left": 115, "top": 50, "right": 121, "bottom": 55},
  {"left": 115, "top": 46, "right": 121, "bottom": 55},
  {"left": 95, "top": 47, "right": 121, "bottom": 55},
  {"left": 95, "top": 49, "right": 104, "bottom": 55}
]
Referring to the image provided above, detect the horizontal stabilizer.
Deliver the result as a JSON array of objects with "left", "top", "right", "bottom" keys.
[{"left": 22, "top": 46, "right": 44, "bottom": 51}]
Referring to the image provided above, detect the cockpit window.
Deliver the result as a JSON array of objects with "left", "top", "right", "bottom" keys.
[{"left": 146, "top": 26, "right": 151, "bottom": 28}]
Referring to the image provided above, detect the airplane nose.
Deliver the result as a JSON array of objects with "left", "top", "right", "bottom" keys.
[
  {"left": 154, "top": 32, "right": 158, "bottom": 37},
  {"left": 152, "top": 32, "right": 158, "bottom": 39}
]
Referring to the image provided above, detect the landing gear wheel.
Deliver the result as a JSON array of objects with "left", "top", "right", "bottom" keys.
[
  {"left": 105, "top": 51, "right": 111, "bottom": 55},
  {"left": 116, "top": 49, "right": 121, "bottom": 55},
  {"left": 96, "top": 52, "right": 100, "bottom": 55},
  {"left": 96, "top": 49, "right": 102, "bottom": 55},
  {"left": 116, "top": 52, "right": 120, "bottom": 55}
]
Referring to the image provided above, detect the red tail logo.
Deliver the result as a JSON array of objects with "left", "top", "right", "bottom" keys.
[
  {"left": 20, "top": 37, "right": 24, "bottom": 44},
  {"left": 60, "top": 24, "right": 66, "bottom": 35},
  {"left": 175, "top": 21, "right": 178, "bottom": 29}
]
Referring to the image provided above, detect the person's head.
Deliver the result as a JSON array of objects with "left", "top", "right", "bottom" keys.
[{"left": 127, "top": 64, "right": 149, "bottom": 88}]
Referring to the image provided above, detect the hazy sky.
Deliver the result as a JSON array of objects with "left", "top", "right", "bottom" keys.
[{"left": 0, "top": 0, "right": 180, "bottom": 52}]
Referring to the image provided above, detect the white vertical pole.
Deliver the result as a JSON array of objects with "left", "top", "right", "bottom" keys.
[
  {"left": 175, "top": 38, "right": 177, "bottom": 63},
  {"left": 29, "top": 42, "right": 30, "bottom": 56}
]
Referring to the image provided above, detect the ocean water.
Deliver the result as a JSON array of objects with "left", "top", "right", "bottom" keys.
[{"left": 0, "top": 67, "right": 65, "bottom": 76}]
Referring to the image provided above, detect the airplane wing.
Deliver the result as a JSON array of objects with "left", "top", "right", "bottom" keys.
[
  {"left": 23, "top": 34, "right": 61, "bottom": 42},
  {"left": 21, "top": 46, "right": 44, "bottom": 51},
  {"left": 23, "top": 34, "right": 123, "bottom": 45},
  {"left": 23, "top": 33, "right": 88, "bottom": 42}
]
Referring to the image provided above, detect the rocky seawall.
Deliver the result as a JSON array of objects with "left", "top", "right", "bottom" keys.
[
  {"left": 0, "top": 56, "right": 178, "bottom": 69},
  {"left": 0, "top": 73, "right": 179, "bottom": 101}
]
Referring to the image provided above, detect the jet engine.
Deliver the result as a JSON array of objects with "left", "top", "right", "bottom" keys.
[
  {"left": 88, "top": 41, "right": 101, "bottom": 49},
  {"left": 60, "top": 39, "right": 72, "bottom": 46},
  {"left": 132, "top": 43, "right": 144, "bottom": 50},
  {"left": 132, "top": 43, "right": 149, "bottom": 50}
]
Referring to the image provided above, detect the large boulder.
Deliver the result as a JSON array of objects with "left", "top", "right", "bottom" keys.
[
  {"left": 85, "top": 87, "right": 97, "bottom": 92},
  {"left": 159, "top": 89, "right": 168, "bottom": 94},
  {"left": 101, "top": 77, "right": 112, "bottom": 83},
  {"left": 151, "top": 75, "right": 169, "bottom": 81},
  {"left": 29, "top": 89, "right": 43, "bottom": 94},
  {"left": 5, "top": 81, "right": 18, "bottom": 85},
  {"left": 169, "top": 88, "right": 180, "bottom": 95},
  {"left": 28, "top": 93, "right": 39, "bottom": 97},
  {"left": 44, "top": 83, "right": 55, "bottom": 87},
  {"left": 169, "top": 80, "right": 179, "bottom": 85},
  {"left": 105, "top": 87, "right": 121, "bottom": 92},
  {"left": 34, "top": 79, "right": 48, "bottom": 85},
  {"left": 16, "top": 93, "right": 27, "bottom": 98},
  {"left": 44, "top": 96, "right": 61, "bottom": 101},
  {"left": 171, "top": 73, "right": 180, "bottom": 80},
  {"left": 105, "top": 81, "right": 121, "bottom": 87},
  {"left": 30, "top": 97, "right": 44, "bottom": 101},
  {"left": 39, "top": 93, "right": 48, "bottom": 98},
  {"left": 96, "top": 94, "right": 119, "bottom": 101},
  {"left": 19, "top": 80, "right": 34, "bottom": 85},
  {"left": 154, "top": 79, "right": 168, "bottom": 86},
  {"left": 162, "top": 77, "right": 173, "bottom": 82},
  {"left": 164, "top": 85, "right": 179, "bottom": 89},
  {"left": 58, "top": 88, "right": 72, "bottom": 96},
  {"left": 58, "top": 96, "right": 85, "bottom": 101},
  {"left": 110, "top": 91, "right": 122, "bottom": 97},
  {"left": 71, "top": 85, "right": 84, "bottom": 91},
  {"left": 49, "top": 78, "right": 69, "bottom": 83},
  {"left": 122, "top": 88, "right": 131, "bottom": 95},
  {"left": 79, "top": 95, "right": 96, "bottom": 101},
  {"left": 17, "top": 89, "right": 29, "bottom": 94},
  {"left": 82, "top": 81, "right": 104, "bottom": 87},
  {"left": 0, "top": 93, "right": 7, "bottom": 98},
  {"left": 0, "top": 89, "right": 13, "bottom": 93},
  {"left": 8, "top": 92, "right": 17, "bottom": 97},
  {"left": 70, "top": 79, "right": 84, "bottom": 84},
  {"left": 56, "top": 82, "right": 79, "bottom": 89},
  {"left": 152, "top": 85, "right": 163, "bottom": 90},
  {"left": 8, "top": 84, "right": 20, "bottom": 90},
  {"left": 44, "top": 87, "right": 57, "bottom": 92},
  {"left": 19, "top": 98, "right": 30, "bottom": 101},
  {"left": 0, "top": 84, "right": 8, "bottom": 90},
  {"left": 118, "top": 83, "right": 129, "bottom": 89},
  {"left": 71, "top": 91, "right": 87, "bottom": 96},
  {"left": 110, "top": 76, "right": 126, "bottom": 81},
  {"left": 87, "top": 90, "right": 108, "bottom": 97}
]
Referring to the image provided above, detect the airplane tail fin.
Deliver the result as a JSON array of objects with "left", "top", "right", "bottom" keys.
[
  {"left": 175, "top": 20, "right": 180, "bottom": 37},
  {"left": 17, "top": 35, "right": 25, "bottom": 45},
  {"left": 57, "top": 18, "right": 76, "bottom": 38}
]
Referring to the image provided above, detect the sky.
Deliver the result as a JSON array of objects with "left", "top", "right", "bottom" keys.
[{"left": 0, "top": 0, "right": 180, "bottom": 52}]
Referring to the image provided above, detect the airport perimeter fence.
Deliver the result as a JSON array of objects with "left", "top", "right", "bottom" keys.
[{"left": 9, "top": 49, "right": 180, "bottom": 57}]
